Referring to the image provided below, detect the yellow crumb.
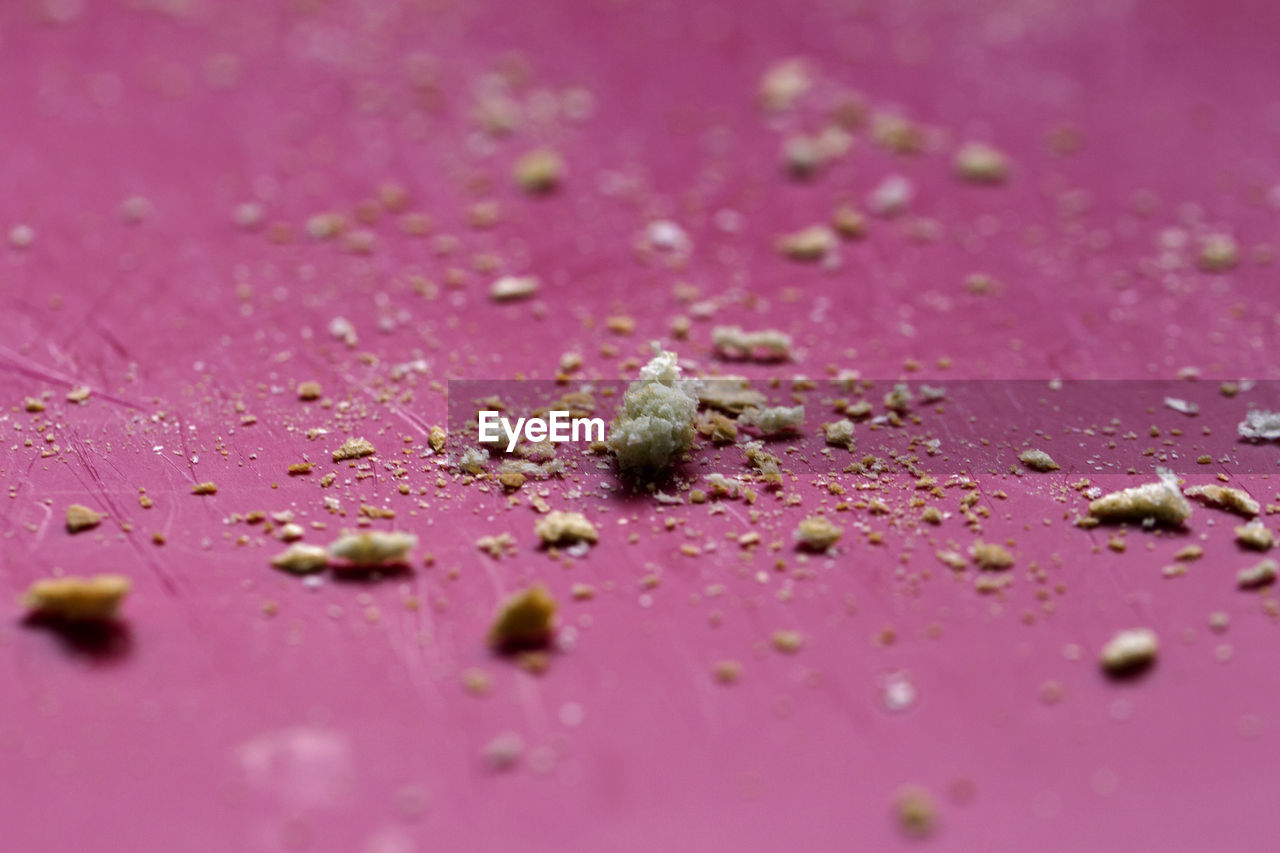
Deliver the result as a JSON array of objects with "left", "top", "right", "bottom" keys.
[
  {"left": 24, "top": 575, "right": 130, "bottom": 621},
  {"left": 534, "top": 511, "right": 598, "bottom": 547},
  {"left": 191, "top": 482, "right": 218, "bottom": 495},
  {"left": 333, "top": 436, "right": 376, "bottom": 461},
  {"left": 65, "top": 504, "right": 103, "bottom": 533},
  {"left": 488, "top": 584, "right": 557, "bottom": 651}
]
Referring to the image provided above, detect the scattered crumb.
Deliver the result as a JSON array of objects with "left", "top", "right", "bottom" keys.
[
  {"left": 192, "top": 482, "right": 218, "bottom": 495},
  {"left": 1185, "top": 484, "right": 1259, "bottom": 517},
  {"left": 490, "top": 275, "right": 540, "bottom": 302},
  {"left": 65, "top": 504, "right": 103, "bottom": 534},
  {"left": 534, "top": 511, "right": 598, "bottom": 547},
  {"left": 297, "top": 381, "right": 322, "bottom": 401},
  {"left": 608, "top": 346, "right": 698, "bottom": 473},
  {"left": 969, "top": 541, "right": 1014, "bottom": 570},
  {"left": 771, "top": 630, "right": 804, "bottom": 653},
  {"left": 488, "top": 584, "right": 557, "bottom": 651},
  {"left": 1088, "top": 469, "right": 1192, "bottom": 526},
  {"left": 795, "top": 515, "right": 842, "bottom": 551},
  {"left": 711, "top": 326, "right": 792, "bottom": 361},
  {"left": 513, "top": 148, "right": 564, "bottom": 194},
  {"left": 333, "top": 436, "right": 376, "bottom": 461},
  {"left": 776, "top": 224, "right": 837, "bottom": 261},
  {"left": 1235, "top": 519, "right": 1273, "bottom": 551},
  {"left": 1100, "top": 628, "right": 1158, "bottom": 676},
  {"left": 1237, "top": 558, "right": 1278, "bottom": 590},
  {"left": 270, "top": 544, "right": 329, "bottom": 575},
  {"left": 954, "top": 142, "right": 1009, "bottom": 183},
  {"left": 328, "top": 531, "right": 417, "bottom": 568},
  {"left": 739, "top": 404, "right": 804, "bottom": 435},
  {"left": 23, "top": 575, "right": 130, "bottom": 621},
  {"left": 1018, "top": 449, "right": 1059, "bottom": 472},
  {"left": 894, "top": 786, "right": 937, "bottom": 838}
]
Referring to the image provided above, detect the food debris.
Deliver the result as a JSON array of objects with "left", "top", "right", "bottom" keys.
[
  {"left": 608, "top": 346, "right": 698, "bottom": 473},
  {"left": 297, "top": 381, "right": 323, "bottom": 401},
  {"left": 490, "top": 275, "right": 540, "bottom": 302},
  {"left": 1198, "top": 234, "right": 1239, "bottom": 272},
  {"left": 824, "top": 418, "right": 856, "bottom": 449},
  {"left": 1234, "top": 519, "right": 1273, "bottom": 551},
  {"left": 270, "top": 544, "right": 329, "bottom": 575},
  {"left": 739, "top": 404, "right": 804, "bottom": 435},
  {"left": 867, "top": 174, "right": 913, "bottom": 216},
  {"left": 1088, "top": 469, "right": 1192, "bottom": 526},
  {"left": 65, "top": 504, "right": 103, "bottom": 533},
  {"left": 1100, "top": 628, "right": 1158, "bottom": 677},
  {"left": 66, "top": 386, "right": 91, "bottom": 404},
  {"left": 969, "top": 541, "right": 1014, "bottom": 570},
  {"left": 488, "top": 584, "right": 557, "bottom": 651},
  {"left": 1237, "top": 558, "right": 1278, "bottom": 589},
  {"left": 776, "top": 224, "right": 837, "bottom": 261},
  {"left": 23, "top": 575, "right": 130, "bottom": 621},
  {"left": 327, "top": 531, "right": 417, "bottom": 568},
  {"left": 711, "top": 326, "right": 792, "bottom": 361},
  {"left": 795, "top": 515, "right": 842, "bottom": 551},
  {"left": 333, "top": 436, "right": 377, "bottom": 461},
  {"left": 894, "top": 786, "right": 937, "bottom": 838},
  {"left": 712, "top": 660, "right": 743, "bottom": 684},
  {"left": 770, "top": 630, "right": 804, "bottom": 653},
  {"left": 1018, "top": 448, "right": 1059, "bottom": 472},
  {"left": 534, "top": 511, "right": 598, "bottom": 547},
  {"left": 1238, "top": 409, "right": 1280, "bottom": 440},
  {"left": 513, "top": 148, "right": 564, "bottom": 194},
  {"left": 191, "top": 482, "right": 218, "bottom": 495},
  {"left": 1184, "top": 484, "right": 1259, "bottom": 517},
  {"left": 954, "top": 141, "right": 1009, "bottom": 183},
  {"left": 1163, "top": 397, "right": 1199, "bottom": 416}
]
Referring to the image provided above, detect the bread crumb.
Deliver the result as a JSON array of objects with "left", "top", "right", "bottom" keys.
[
  {"left": 488, "top": 584, "right": 557, "bottom": 651},
  {"left": 65, "top": 503, "right": 103, "bottom": 533},
  {"left": 795, "top": 515, "right": 842, "bottom": 551},
  {"left": 1199, "top": 234, "right": 1239, "bottom": 272},
  {"left": 1018, "top": 449, "right": 1059, "bottom": 472},
  {"left": 771, "top": 630, "right": 804, "bottom": 653},
  {"left": 535, "top": 511, "right": 598, "bottom": 546},
  {"left": 758, "top": 58, "right": 813, "bottom": 112},
  {"left": 270, "top": 544, "right": 329, "bottom": 575},
  {"left": 1184, "top": 484, "right": 1259, "bottom": 517},
  {"left": 490, "top": 275, "right": 540, "bottom": 302},
  {"left": 1088, "top": 469, "right": 1192, "bottom": 526},
  {"left": 777, "top": 224, "right": 836, "bottom": 261},
  {"left": 1237, "top": 558, "right": 1277, "bottom": 589},
  {"left": 513, "top": 148, "right": 564, "bottom": 194},
  {"left": 66, "top": 386, "right": 91, "bottom": 404},
  {"left": 1100, "top": 628, "right": 1158, "bottom": 676},
  {"left": 894, "top": 786, "right": 937, "bottom": 838},
  {"left": 429, "top": 425, "right": 447, "bottom": 453},
  {"left": 333, "top": 436, "right": 376, "bottom": 461},
  {"left": 954, "top": 142, "right": 1010, "bottom": 183},
  {"left": 712, "top": 660, "right": 743, "bottom": 684},
  {"left": 24, "top": 397, "right": 45, "bottom": 413},
  {"left": 328, "top": 531, "right": 417, "bottom": 568},
  {"left": 1238, "top": 410, "right": 1280, "bottom": 440},
  {"left": 1174, "top": 545, "right": 1203, "bottom": 561},
  {"left": 969, "top": 541, "right": 1014, "bottom": 570},
  {"left": 711, "top": 326, "right": 792, "bottom": 361},
  {"left": 191, "top": 482, "right": 218, "bottom": 495},
  {"left": 1235, "top": 519, "right": 1273, "bottom": 551},
  {"left": 297, "top": 381, "right": 322, "bottom": 401},
  {"left": 824, "top": 419, "right": 856, "bottom": 449},
  {"left": 608, "top": 346, "right": 698, "bottom": 473},
  {"left": 739, "top": 404, "right": 804, "bottom": 435},
  {"left": 23, "top": 575, "right": 130, "bottom": 621}
]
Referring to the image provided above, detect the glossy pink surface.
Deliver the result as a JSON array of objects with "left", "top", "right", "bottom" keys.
[{"left": 2, "top": 1, "right": 1279, "bottom": 850}]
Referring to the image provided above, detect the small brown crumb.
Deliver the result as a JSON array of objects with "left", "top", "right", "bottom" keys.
[
  {"left": 24, "top": 397, "right": 45, "bottom": 413},
  {"left": 23, "top": 575, "right": 130, "bottom": 621},
  {"left": 1174, "top": 545, "right": 1203, "bottom": 561},
  {"left": 954, "top": 142, "right": 1010, "bottom": 183},
  {"left": 488, "top": 583, "right": 557, "bottom": 651},
  {"left": 288, "top": 462, "right": 314, "bottom": 476},
  {"left": 65, "top": 504, "right": 103, "bottom": 534},
  {"left": 498, "top": 470, "right": 526, "bottom": 491},
  {"left": 297, "top": 381, "right": 323, "bottom": 401},
  {"left": 429, "top": 425, "right": 447, "bottom": 453},
  {"left": 333, "top": 436, "right": 376, "bottom": 461},
  {"left": 191, "top": 482, "right": 218, "bottom": 495}
]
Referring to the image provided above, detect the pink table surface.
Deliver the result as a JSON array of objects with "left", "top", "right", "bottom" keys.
[{"left": 3, "top": 1, "right": 1280, "bottom": 851}]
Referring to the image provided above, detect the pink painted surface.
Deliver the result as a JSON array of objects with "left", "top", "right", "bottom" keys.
[{"left": 2, "top": 1, "right": 1279, "bottom": 850}]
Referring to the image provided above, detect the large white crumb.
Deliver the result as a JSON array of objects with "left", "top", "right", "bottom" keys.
[
  {"left": 1238, "top": 410, "right": 1280, "bottom": 440},
  {"left": 1184, "top": 484, "right": 1259, "bottom": 517},
  {"left": 1088, "top": 469, "right": 1192, "bottom": 526},
  {"left": 608, "top": 345, "right": 698, "bottom": 473},
  {"left": 739, "top": 405, "right": 804, "bottom": 435},
  {"left": 270, "top": 544, "right": 329, "bottom": 575},
  {"left": 489, "top": 275, "right": 540, "bottom": 301}
]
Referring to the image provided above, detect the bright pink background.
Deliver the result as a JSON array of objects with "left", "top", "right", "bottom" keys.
[{"left": 2, "top": 1, "right": 1279, "bottom": 850}]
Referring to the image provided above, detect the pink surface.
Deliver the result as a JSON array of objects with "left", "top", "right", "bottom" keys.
[{"left": 3, "top": 1, "right": 1280, "bottom": 851}]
